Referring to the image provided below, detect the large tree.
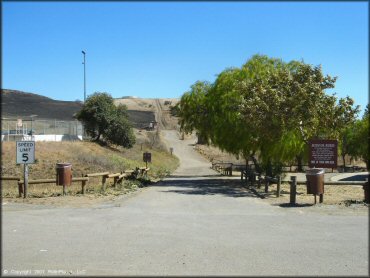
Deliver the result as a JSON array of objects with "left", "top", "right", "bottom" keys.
[{"left": 178, "top": 54, "right": 360, "bottom": 176}]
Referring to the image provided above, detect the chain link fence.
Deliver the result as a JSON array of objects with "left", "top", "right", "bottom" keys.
[{"left": 1, "top": 118, "right": 83, "bottom": 141}]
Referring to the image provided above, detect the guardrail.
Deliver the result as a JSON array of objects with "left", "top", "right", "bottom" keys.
[{"left": 1, "top": 167, "right": 150, "bottom": 198}]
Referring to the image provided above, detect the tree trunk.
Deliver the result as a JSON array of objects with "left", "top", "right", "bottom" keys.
[
  {"left": 296, "top": 155, "right": 303, "bottom": 172},
  {"left": 196, "top": 132, "right": 207, "bottom": 145},
  {"left": 342, "top": 154, "right": 346, "bottom": 169},
  {"left": 250, "top": 155, "right": 260, "bottom": 173},
  {"left": 266, "top": 159, "right": 273, "bottom": 177}
]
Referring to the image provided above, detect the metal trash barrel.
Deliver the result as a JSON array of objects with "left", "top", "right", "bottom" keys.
[
  {"left": 56, "top": 163, "right": 72, "bottom": 186},
  {"left": 306, "top": 168, "right": 324, "bottom": 195}
]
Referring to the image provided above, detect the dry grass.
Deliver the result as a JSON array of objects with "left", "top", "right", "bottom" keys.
[{"left": 1, "top": 139, "right": 179, "bottom": 199}]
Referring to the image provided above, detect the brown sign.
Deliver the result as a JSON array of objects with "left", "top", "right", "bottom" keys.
[
  {"left": 143, "top": 152, "right": 152, "bottom": 163},
  {"left": 309, "top": 139, "right": 338, "bottom": 168}
]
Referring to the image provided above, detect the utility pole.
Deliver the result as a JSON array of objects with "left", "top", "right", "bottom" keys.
[{"left": 82, "top": 50, "right": 86, "bottom": 102}]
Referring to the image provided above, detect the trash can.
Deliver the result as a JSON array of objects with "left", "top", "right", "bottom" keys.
[
  {"left": 306, "top": 168, "right": 324, "bottom": 195},
  {"left": 56, "top": 163, "right": 72, "bottom": 186}
]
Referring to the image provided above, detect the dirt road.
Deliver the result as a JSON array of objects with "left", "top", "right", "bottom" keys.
[{"left": 2, "top": 130, "right": 368, "bottom": 276}]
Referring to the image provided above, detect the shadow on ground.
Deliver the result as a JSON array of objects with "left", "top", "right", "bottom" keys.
[
  {"left": 275, "top": 203, "right": 314, "bottom": 208},
  {"left": 339, "top": 174, "right": 369, "bottom": 182},
  {"left": 154, "top": 178, "right": 256, "bottom": 198}
]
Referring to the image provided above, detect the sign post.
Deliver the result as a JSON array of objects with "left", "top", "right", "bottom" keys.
[
  {"left": 16, "top": 141, "right": 35, "bottom": 198},
  {"left": 143, "top": 152, "right": 152, "bottom": 168}
]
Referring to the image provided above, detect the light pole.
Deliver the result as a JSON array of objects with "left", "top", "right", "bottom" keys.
[
  {"left": 82, "top": 50, "right": 86, "bottom": 102},
  {"left": 30, "top": 114, "right": 37, "bottom": 140}
]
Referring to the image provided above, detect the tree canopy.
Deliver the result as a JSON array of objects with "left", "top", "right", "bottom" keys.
[
  {"left": 76, "top": 92, "right": 135, "bottom": 148},
  {"left": 177, "top": 54, "right": 363, "bottom": 175}
]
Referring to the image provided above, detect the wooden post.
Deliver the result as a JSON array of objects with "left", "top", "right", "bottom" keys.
[
  {"left": 23, "top": 164, "right": 28, "bottom": 199},
  {"left": 63, "top": 184, "right": 66, "bottom": 196},
  {"left": 82, "top": 181, "right": 86, "bottom": 194},
  {"left": 102, "top": 175, "right": 107, "bottom": 191},
  {"left": 114, "top": 177, "right": 118, "bottom": 189},
  {"left": 18, "top": 180, "right": 23, "bottom": 198},
  {"left": 290, "top": 176, "right": 297, "bottom": 205},
  {"left": 264, "top": 178, "right": 269, "bottom": 193},
  {"left": 319, "top": 194, "right": 323, "bottom": 203},
  {"left": 276, "top": 176, "right": 281, "bottom": 197}
]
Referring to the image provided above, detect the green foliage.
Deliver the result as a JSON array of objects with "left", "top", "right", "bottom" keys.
[
  {"left": 177, "top": 54, "right": 361, "bottom": 175},
  {"left": 76, "top": 92, "right": 135, "bottom": 148},
  {"left": 344, "top": 113, "right": 369, "bottom": 169}
]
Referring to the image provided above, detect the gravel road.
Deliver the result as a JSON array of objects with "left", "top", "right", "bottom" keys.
[{"left": 2, "top": 130, "right": 368, "bottom": 276}]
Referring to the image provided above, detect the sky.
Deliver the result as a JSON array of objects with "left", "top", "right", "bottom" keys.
[{"left": 2, "top": 1, "right": 369, "bottom": 116}]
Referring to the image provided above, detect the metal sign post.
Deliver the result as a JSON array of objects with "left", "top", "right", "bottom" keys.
[{"left": 16, "top": 141, "right": 35, "bottom": 198}]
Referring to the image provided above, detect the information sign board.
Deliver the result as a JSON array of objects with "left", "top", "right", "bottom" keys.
[{"left": 309, "top": 139, "right": 337, "bottom": 168}]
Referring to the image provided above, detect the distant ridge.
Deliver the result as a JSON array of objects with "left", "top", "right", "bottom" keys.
[
  {"left": 1, "top": 89, "right": 83, "bottom": 121},
  {"left": 1, "top": 89, "right": 155, "bottom": 127}
]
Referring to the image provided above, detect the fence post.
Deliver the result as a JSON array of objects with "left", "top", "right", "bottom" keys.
[
  {"left": 114, "top": 177, "right": 118, "bottom": 189},
  {"left": 290, "top": 176, "right": 297, "bottom": 205},
  {"left": 319, "top": 193, "right": 324, "bottom": 203},
  {"left": 264, "top": 178, "right": 269, "bottom": 193},
  {"left": 102, "top": 175, "right": 107, "bottom": 191},
  {"left": 276, "top": 176, "right": 281, "bottom": 197},
  {"left": 18, "top": 179, "right": 23, "bottom": 198},
  {"left": 82, "top": 181, "right": 86, "bottom": 194}
]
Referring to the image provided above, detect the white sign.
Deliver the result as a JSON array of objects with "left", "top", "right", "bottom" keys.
[
  {"left": 17, "top": 119, "right": 22, "bottom": 127},
  {"left": 16, "top": 141, "right": 35, "bottom": 164}
]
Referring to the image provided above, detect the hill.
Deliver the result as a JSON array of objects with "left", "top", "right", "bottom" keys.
[
  {"left": 1, "top": 89, "right": 157, "bottom": 128},
  {"left": 1, "top": 89, "right": 83, "bottom": 121}
]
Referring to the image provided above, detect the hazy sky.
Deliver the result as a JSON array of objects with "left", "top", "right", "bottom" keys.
[{"left": 3, "top": 1, "right": 368, "bottom": 115}]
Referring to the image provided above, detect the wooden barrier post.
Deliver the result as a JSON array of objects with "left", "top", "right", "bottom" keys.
[
  {"left": 102, "top": 175, "right": 107, "bottom": 191},
  {"left": 264, "top": 178, "right": 269, "bottom": 193},
  {"left": 290, "top": 176, "right": 297, "bottom": 205},
  {"left": 319, "top": 193, "right": 324, "bottom": 203},
  {"left": 23, "top": 164, "right": 29, "bottom": 199},
  {"left": 18, "top": 181, "right": 23, "bottom": 198},
  {"left": 276, "top": 176, "right": 281, "bottom": 197},
  {"left": 82, "top": 180, "right": 86, "bottom": 194}
]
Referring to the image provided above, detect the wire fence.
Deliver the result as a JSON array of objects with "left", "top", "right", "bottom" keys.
[{"left": 1, "top": 118, "right": 83, "bottom": 141}]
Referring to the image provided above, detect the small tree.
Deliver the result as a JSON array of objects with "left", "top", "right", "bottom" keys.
[
  {"left": 105, "top": 104, "right": 135, "bottom": 148},
  {"left": 76, "top": 92, "right": 135, "bottom": 148}
]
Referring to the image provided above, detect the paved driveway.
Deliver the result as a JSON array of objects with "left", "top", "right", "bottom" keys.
[{"left": 2, "top": 130, "right": 368, "bottom": 276}]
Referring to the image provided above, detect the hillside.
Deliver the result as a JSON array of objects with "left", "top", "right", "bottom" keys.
[
  {"left": 1, "top": 89, "right": 157, "bottom": 128},
  {"left": 1, "top": 89, "right": 83, "bottom": 121}
]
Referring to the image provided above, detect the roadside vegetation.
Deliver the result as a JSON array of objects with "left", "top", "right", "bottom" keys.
[
  {"left": 1, "top": 137, "right": 179, "bottom": 199},
  {"left": 177, "top": 54, "right": 368, "bottom": 176}
]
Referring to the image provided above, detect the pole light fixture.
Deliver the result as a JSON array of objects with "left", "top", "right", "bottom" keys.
[{"left": 82, "top": 50, "right": 86, "bottom": 102}]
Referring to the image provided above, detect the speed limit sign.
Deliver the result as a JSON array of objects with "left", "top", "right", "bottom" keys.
[{"left": 16, "top": 141, "right": 35, "bottom": 164}]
